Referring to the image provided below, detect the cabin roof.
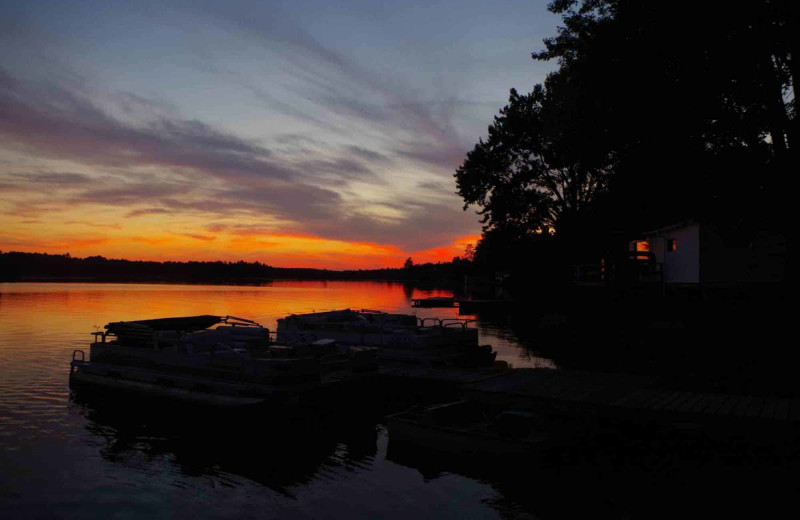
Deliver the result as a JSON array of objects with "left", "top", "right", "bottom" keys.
[{"left": 641, "top": 219, "right": 698, "bottom": 237}]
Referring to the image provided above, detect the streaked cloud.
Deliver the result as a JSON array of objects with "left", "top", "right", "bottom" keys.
[{"left": 0, "top": 0, "right": 559, "bottom": 267}]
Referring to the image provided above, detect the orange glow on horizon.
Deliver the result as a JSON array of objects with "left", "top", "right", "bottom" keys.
[{"left": 0, "top": 227, "right": 483, "bottom": 270}]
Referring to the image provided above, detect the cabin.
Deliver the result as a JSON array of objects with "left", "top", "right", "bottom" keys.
[
  {"left": 629, "top": 220, "right": 785, "bottom": 286},
  {"left": 630, "top": 221, "right": 699, "bottom": 284}
]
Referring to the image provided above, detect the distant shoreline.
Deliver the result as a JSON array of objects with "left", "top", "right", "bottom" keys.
[
  {"left": 0, "top": 251, "right": 469, "bottom": 286},
  {"left": 0, "top": 277, "right": 448, "bottom": 285}
]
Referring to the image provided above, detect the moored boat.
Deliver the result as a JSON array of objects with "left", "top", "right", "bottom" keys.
[
  {"left": 411, "top": 297, "right": 457, "bottom": 308},
  {"left": 70, "top": 315, "right": 376, "bottom": 406},
  {"left": 276, "top": 309, "right": 496, "bottom": 367}
]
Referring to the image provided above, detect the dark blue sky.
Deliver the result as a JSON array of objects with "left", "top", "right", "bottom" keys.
[{"left": 0, "top": 0, "right": 560, "bottom": 267}]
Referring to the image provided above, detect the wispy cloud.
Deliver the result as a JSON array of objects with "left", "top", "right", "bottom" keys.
[
  {"left": 64, "top": 220, "right": 123, "bottom": 230},
  {"left": 177, "top": 232, "right": 216, "bottom": 241},
  {"left": 0, "top": 67, "right": 288, "bottom": 181},
  {"left": 193, "top": 3, "right": 470, "bottom": 169},
  {"left": 1, "top": 65, "right": 479, "bottom": 252},
  {"left": 1, "top": 0, "right": 498, "bottom": 264},
  {"left": 11, "top": 171, "right": 94, "bottom": 185}
]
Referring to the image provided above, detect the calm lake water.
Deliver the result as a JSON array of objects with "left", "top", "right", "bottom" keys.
[{"left": 0, "top": 282, "right": 795, "bottom": 519}]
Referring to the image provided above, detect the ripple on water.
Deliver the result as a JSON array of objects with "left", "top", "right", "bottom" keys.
[{"left": 1, "top": 282, "right": 556, "bottom": 519}]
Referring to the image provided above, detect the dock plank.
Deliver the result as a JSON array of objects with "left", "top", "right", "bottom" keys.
[
  {"left": 650, "top": 391, "right": 686, "bottom": 410},
  {"left": 687, "top": 393, "right": 718, "bottom": 414},
  {"left": 701, "top": 393, "right": 729, "bottom": 415},
  {"left": 555, "top": 381, "right": 602, "bottom": 401},
  {"left": 397, "top": 365, "right": 797, "bottom": 428},
  {"left": 715, "top": 395, "right": 741, "bottom": 416},
  {"left": 638, "top": 390, "right": 676, "bottom": 410},
  {"left": 789, "top": 399, "right": 800, "bottom": 422},
  {"left": 535, "top": 375, "right": 593, "bottom": 401},
  {"left": 773, "top": 399, "right": 790, "bottom": 422},
  {"left": 559, "top": 382, "right": 607, "bottom": 403},
  {"left": 536, "top": 376, "right": 576, "bottom": 399},
  {"left": 662, "top": 392, "right": 696, "bottom": 412},
  {"left": 611, "top": 388, "right": 653, "bottom": 408},
  {"left": 732, "top": 396, "right": 753, "bottom": 417},
  {"left": 377, "top": 363, "right": 507, "bottom": 385},
  {"left": 760, "top": 399, "right": 778, "bottom": 420},
  {"left": 674, "top": 393, "right": 706, "bottom": 413},
  {"left": 462, "top": 368, "right": 654, "bottom": 410},
  {"left": 744, "top": 398, "right": 765, "bottom": 418}
]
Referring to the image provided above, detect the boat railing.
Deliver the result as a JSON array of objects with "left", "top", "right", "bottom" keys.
[
  {"left": 418, "top": 318, "right": 475, "bottom": 330},
  {"left": 222, "top": 315, "right": 263, "bottom": 327},
  {"left": 283, "top": 331, "right": 319, "bottom": 347},
  {"left": 70, "top": 350, "right": 85, "bottom": 376},
  {"left": 418, "top": 317, "right": 442, "bottom": 328},
  {"left": 209, "top": 342, "right": 250, "bottom": 361},
  {"left": 441, "top": 319, "right": 475, "bottom": 329}
]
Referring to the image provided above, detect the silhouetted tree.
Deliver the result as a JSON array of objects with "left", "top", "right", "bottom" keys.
[
  {"left": 533, "top": 0, "right": 794, "bottom": 235},
  {"left": 455, "top": 85, "right": 612, "bottom": 240},
  {"left": 463, "top": 244, "right": 475, "bottom": 263},
  {"left": 0, "top": 251, "right": 469, "bottom": 283},
  {"left": 456, "top": 0, "right": 793, "bottom": 274}
]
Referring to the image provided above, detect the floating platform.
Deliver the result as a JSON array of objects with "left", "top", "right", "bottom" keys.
[
  {"left": 377, "top": 364, "right": 800, "bottom": 429},
  {"left": 456, "top": 299, "right": 516, "bottom": 314},
  {"left": 377, "top": 361, "right": 506, "bottom": 385},
  {"left": 461, "top": 368, "right": 800, "bottom": 426},
  {"left": 411, "top": 297, "right": 457, "bottom": 308}
]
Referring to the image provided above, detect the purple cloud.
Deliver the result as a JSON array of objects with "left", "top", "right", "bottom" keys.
[{"left": 0, "top": 66, "right": 477, "bottom": 251}]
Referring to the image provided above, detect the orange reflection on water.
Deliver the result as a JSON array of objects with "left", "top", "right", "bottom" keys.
[
  {"left": 0, "top": 281, "right": 448, "bottom": 335},
  {"left": 0, "top": 282, "right": 553, "bottom": 369}
]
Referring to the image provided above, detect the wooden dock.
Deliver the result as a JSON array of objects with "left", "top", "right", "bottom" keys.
[
  {"left": 377, "top": 361, "right": 506, "bottom": 385},
  {"left": 376, "top": 364, "right": 800, "bottom": 426},
  {"left": 410, "top": 297, "right": 457, "bottom": 308},
  {"left": 455, "top": 299, "right": 516, "bottom": 313},
  {"left": 461, "top": 368, "right": 800, "bottom": 425}
]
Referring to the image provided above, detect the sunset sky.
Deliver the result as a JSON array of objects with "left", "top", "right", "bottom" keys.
[{"left": 0, "top": 0, "right": 558, "bottom": 269}]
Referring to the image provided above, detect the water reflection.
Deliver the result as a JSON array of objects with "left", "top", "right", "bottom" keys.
[
  {"left": 0, "top": 282, "right": 549, "bottom": 518},
  {"left": 1, "top": 280, "right": 798, "bottom": 519},
  {"left": 0, "top": 281, "right": 554, "bottom": 375},
  {"left": 69, "top": 385, "right": 389, "bottom": 497},
  {"left": 386, "top": 420, "right": 800, "bottom": 519}
]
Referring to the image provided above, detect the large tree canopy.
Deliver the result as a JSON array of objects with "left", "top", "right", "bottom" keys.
[
  {"left": 457, "top": 0, "right": 794, "bottom": 268},
  {"left": 540, "top": 0, "right": 795, "bottom": 237},
  {"left": 455, "top": 84, "right": 612, "bottom": 238},
  {"left": 537, "top": 0, "right": 795, "bottom": 160}
]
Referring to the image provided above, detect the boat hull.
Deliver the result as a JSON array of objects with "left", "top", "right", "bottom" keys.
[
  {"left": 70, "top": 360, "right": 314, "bottom": 407},
  {"left": 89, "top": 343, "right": 322, "bottom": 384}
]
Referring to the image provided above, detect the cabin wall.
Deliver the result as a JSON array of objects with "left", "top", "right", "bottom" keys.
[
  {"left": 700, "top": 225, "right": 786, "bottom": 283},
  {"left": 647, "top": 223, "right": 700, "bottom": 284}
]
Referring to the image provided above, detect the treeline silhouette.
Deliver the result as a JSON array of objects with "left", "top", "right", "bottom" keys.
[
  {"left": 0, "top": 251, "right": 471, "bottom": 284},
  {"left": 456, "top": 0, "right": 791, "bottom": 283}
]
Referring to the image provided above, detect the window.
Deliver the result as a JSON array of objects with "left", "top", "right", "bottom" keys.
[
  {"left": 667, "top": 238, "right": 677, "bottom": 252},
  {"left": 635, "top": 241, "right": 649, "bottom": 252}
]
